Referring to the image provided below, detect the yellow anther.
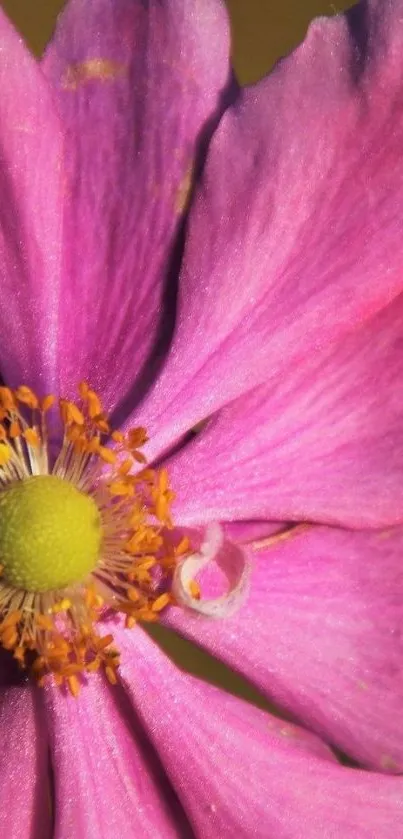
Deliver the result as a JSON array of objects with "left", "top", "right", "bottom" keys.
[
  {"left": 98, "top": 446, "right": 116, "bottom": 465},
  {"left": 52, "top": 598, "right": 72, "bottom": 613},
  {"left": 108, "top": 481, "right": 134, "bottom": 497},
  {"left": 0, "top": 443, "right": 10, "bottom": 465},
  {"left": 15, "top": 386, "right": 39, "bottom": 410},
  {"left": 112, "top": 431, "right": 124, "bottom": 444}
]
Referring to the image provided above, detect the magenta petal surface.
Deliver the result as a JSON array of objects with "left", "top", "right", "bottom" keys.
[
  {"left": 0, "top": 12, "right": 63, "bottom": 393},
  {"left": 43, "top": 670, "right": 184, "bottom": 838},
  {"left": 165, "top": 525, "right": 403, "bottom": 772},
  {"left": 168, "top": 293, "right": 403, "bottom": 528},
  {"left": 118, "top": 627, "right": 403, "bottom": 838},
  {"left": 42, "top": 0, "right": 230, "bottom": 409},
  {"left": 0, "top": 685, "right": 51, "bottom": 838},
  {"left": 133, "top": 0, "right": 403, "bottom": 459}
]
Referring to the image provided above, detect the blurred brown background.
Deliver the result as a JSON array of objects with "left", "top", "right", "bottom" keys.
[
  {"left": 0, "top": 0, "right": 353, "bottom": 705},
  {"left": 2, "top": 0, "right": 353, "bottom": 81}
]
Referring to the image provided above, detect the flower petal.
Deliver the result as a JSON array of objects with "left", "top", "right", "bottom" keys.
[
  {"left": 133, "top": 0, "right": 403, "bottom": 460},
  {"left": 0, "top": 12, "right": 63, "bottom": 393},
  {"left": 165, "top": 525, "right": 403, "bottom": 772},
  {"left": 168, "top": 293, "right": 403, "bottom": 528},
  {"left": 0, "top": 685, "right": 51, "bottom": 838},
  {"left": 118, "top": 627, "right": 403, "bottom": 838},
  {"left": 42, "top": 0, "right": 231, "bottom": 410},
  {"left": 43, "top": 670, "right": 188, "bottom": 838}
]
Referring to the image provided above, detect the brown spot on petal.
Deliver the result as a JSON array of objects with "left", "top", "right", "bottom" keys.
[
  {"left": 380, "top": 755, "right": 400, "bottom": 772},
  {"left": 174, "top": 164, "right": 194, "bottom": 214},
  {"left": 62, "top": 59, "right": 127, "bottom": 90}
]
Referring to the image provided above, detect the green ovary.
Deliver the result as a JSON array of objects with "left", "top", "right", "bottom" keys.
[{"left": 0, "top": 475, "right": 102, "bottom": 592}]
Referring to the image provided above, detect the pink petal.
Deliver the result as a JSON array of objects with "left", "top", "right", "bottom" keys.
[
  {"left": 118, "top": 627, "right": 403, "bottom": 838},
  {"left": 133, "top": 0, "right": 403, "bottom": 460},
  {"left": 43, "top": 670, "right": 186, "bottom": 838},
  {"left": 167, "top": 293, "right": 403, "bottom": 529},
  {"left": 0, "top": 12, "right": 63, "bottom": 393},
  {"left": 165, "top": 525, "right": 403, "bottom": 772},
  {"left": 0, "top": 685, "right": 51, "bottom": 838},
  {"left": 42, "top": 0, "right": 231, "bottom": 411}
]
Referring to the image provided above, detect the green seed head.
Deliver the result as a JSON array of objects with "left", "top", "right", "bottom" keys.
[{"left": 0, "top": 475, "right": 101, "bottom": 592}]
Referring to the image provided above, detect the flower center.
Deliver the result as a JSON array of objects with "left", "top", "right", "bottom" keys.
[
  {"left": 0, "top": 382, "right": 186, "bottom": 695},
  {"left": 0, "top": 475, "right": 101, "bottom": 591}
]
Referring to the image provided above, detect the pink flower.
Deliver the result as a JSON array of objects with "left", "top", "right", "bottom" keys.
[{"left": 0, "top": 0, "right": 402, "bottom": 836}]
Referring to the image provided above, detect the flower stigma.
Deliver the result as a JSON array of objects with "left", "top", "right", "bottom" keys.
[{"left": 0, "top": 383, "right": 188, "bottom": 696}]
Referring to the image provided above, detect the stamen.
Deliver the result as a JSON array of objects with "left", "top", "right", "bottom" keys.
[{"left": 0, "top": 383, "right": 183, "bottom": 694}]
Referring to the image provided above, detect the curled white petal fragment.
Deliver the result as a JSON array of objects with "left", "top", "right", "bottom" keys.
[{"left": 172, "top": 523, "right": 251, "bottom": 618}]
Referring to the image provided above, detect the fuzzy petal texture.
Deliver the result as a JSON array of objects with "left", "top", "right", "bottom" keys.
[
  {"left": 118, "top": 627, "right": 403, "bottom": 838},
  {"left": 133, "top": 0, "right": 403, "bottom": 460},
  {"left": 43, "top": 670, "right": 187, "bottom": 838},
  {"left": 0, "top": 685, "right": 51, "bottom": 838},
  {"left": 165, "top": 525, "right": 403, "bottom": 773},
  {"left": 42, "top": 0, "right": 231, "bottom": 410},
  {"left": 167, "top": 293, "right": 403, "bottom": 529},
  {"left": 0, "top": 12, "right": 63, "bottom": 393}
]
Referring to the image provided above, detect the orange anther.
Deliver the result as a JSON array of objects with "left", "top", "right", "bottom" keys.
[
  {"left": 36, "top": 614, "right": 54, "bottom": 630},
  {"left": 125, "top": 616, "right": 136, "bottom": 629},
  {"left": 86, "top": 389, "right": 103, "bottom": 420},
  {"left": 105, "top": 665, "right": 118, "bottom": 685},
  {"left": 60, "top": 399, "right": 85, "bottom": 426},
  {"left": 9, "top": 420, "right": 21, "bottom": 439},
  {"left": 189, "top": 580, "right": 201, "bottom": 599},
  {"left": 176, "top": 537, "right": 191, "bottom": 556},
  {"left": 0, "top": 610, "right": 22, "bottom": 629},
  {"left": 0, "top": 387, "right": 15, "bottom": 412},
  {"left": 96, "top": 634, "right": 114, "bottom": 650},
  {"left": 151, "top": 593, "right": 171, "bottom": 612},
  {"left": 23, "top": 427, "right": 40, "bottom": 447},
  {"left": 67, "top": 675, "right": 81, "bottom": 697},
  {"left": 127, "top": 427, "right": 148, "bottom": 449},
  {"left": 40, "top": 394, "right": 55, "bottom": 412},
  {"left": 15, "top": 386, "right": 39, "bottom": 410},
  {"left": 78, "top": 381, "right": 90, "bottom": 400}
]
